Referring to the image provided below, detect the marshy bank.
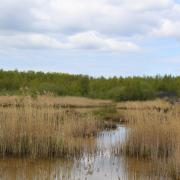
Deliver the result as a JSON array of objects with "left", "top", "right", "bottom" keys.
[
  {"left": 115, "top": 100, "right": 180, "bottom": 179},
  {"left": 0, "top": 125, "right": 127, "bottom": 180},
  {"left": 0, "top": 96, "right": 108, "bottom": 158},
  {"left": 0, "top": 96, "right": 179, "bottom": 179}
]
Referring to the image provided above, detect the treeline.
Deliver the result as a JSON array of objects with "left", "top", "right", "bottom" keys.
[{"left": 0, "top": 69, "right": 180, "bottom": 101}]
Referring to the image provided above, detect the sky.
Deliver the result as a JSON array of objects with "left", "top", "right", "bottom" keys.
[{"left": 0, "top": 0, "right": 180, "bottom": 77}]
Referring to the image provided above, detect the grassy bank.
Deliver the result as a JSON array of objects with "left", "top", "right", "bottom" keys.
[
  {"left": 0, "top": 96, "right": 104, "bottom": 158},
  {"left": 0, "top": 95, "right": 179, "bottom": 178},
  {"left": 117, "top": 100, "right": 180, "bottom": 179}
]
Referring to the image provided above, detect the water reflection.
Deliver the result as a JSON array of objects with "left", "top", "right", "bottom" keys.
[
  {"left": 0, "top": 157, "right": 73, "bottom": 179},
  {"left": 74, "top": 125, "right": 126, "bottom": 180},
  {"left": 0, "top": 126, "right": 138, "bottom": 180}
]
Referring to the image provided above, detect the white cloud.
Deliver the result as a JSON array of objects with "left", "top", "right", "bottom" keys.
[
  {"left": 0, "top": 0, "right": 176, "bottom": 35},
  {"left": 30, "top": 0, "right": 172, "bottom": 35},
  {"left": 152, "top": 3, "right": 180, "bottom": 39},
  {"left": 0, "top": 34, "right": 63, "bottom": 49},
  {"left": 67, "top": 31, "right": 139, "bottom": 52},
  {"left": 0, "top": 31, "right": 139, "bottom": 52},
  {"left": 0, "top": 0, "right": 180, "bottom": 52},
  {"left": 108, "top": 0, "right": 173, "bottom": 11},
  {"left": 153, "top": 20, "right": 180, "bottom": 38}
]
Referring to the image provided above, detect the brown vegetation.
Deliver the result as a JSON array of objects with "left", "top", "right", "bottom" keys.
[
  {"left": 0, "top": 96, "right": 103, "bottom": 158},
  {"left": 118, "top": 100, "right": 180, "bottom": 179},
  {"left": 0, "top": 95, "right": 113, "bottom": 108},
  {"left": 117, "top": 99, "right": 172, "bottom": 111}
]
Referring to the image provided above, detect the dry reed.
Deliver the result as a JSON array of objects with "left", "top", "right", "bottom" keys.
[
  {"left": 118, "top": 101, "right": 180, "bottom": 179},
  {"left": 0, "top": 96, "right": 102, "bottom": 158}
]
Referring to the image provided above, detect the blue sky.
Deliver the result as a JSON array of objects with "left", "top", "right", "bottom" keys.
[{"left": 0, "top": 0, "right": 180, "bottom": 77}]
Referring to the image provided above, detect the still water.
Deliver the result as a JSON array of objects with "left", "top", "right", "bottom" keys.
[{"left": 0, "top": 126, "right": 160, "bottom": 180}]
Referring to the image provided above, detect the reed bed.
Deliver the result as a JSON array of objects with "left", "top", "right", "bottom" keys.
[
  {"left": 118, "top": 101, "right": 180, "bottom": 179},
  {"left": 0, "top": 96, "right": 102, "bottom": 158},
  {"left": 0, "top": 95, "right": 112, "bottom": 108},
  {"left": 117, "top": 99, "right": 172, "bottom": 111}
]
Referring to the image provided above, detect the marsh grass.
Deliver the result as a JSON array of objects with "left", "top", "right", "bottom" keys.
[
  {"left": 0, "top": 95, "right": 113, "bottom": 108},
  {"left": 123, "top": 120, "right": 178, "bottom": 159},
  {"left": 117, "top": 99, "right": 172, "bottom": 111},
  {"left": 118, "top": 101, "right": 180, "bottom": 179},
  {"left": 0, "top": 96, "right": 102, "bottom": 158}
]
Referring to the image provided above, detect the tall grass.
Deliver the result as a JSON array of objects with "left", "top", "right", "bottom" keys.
[
  {"left": 0, "top": 95, "right": 112, "bottom": 108},
  {"left": 119, "top": 101, "right": 180, "bottom": 179},
  {"left": 0, "top": 96, "right": 102, "bottom": 158},
  {"left": 117, "top": 99, "right": 172, "bottom": 110},
  {"left": 122, "top": 113, "right": 179, "bottom": 159}
]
